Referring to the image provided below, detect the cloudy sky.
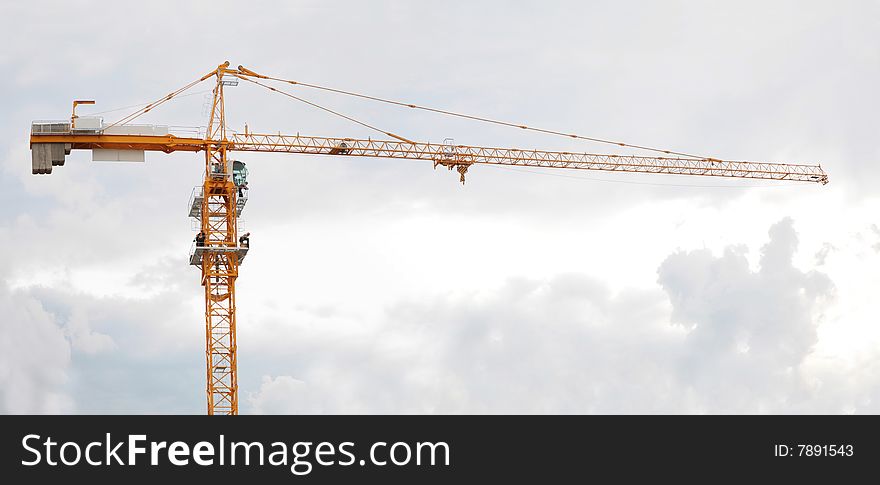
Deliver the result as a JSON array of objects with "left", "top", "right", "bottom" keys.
[{"left": 1, "top": 1, "right": 878, "bottom": 414}]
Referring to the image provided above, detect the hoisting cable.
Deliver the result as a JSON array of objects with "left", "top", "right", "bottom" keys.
[
  {"left": 233, "top": 74, "right": 416, "bottom": 144},
  {"left": 236, "top": 66, "right": 712, "bottom": 160}
]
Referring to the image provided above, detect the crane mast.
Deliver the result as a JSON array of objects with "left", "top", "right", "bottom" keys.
[
  {"left": 199, "top": 63, "right": 240, "bottom": 415},
  {"left": 27, "top": 62, "right": 829, "bottom": 415}
]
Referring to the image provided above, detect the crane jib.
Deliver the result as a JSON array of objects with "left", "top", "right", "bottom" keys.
[{"left": 30, "top": 131, "right": 828, "bottom": 185}]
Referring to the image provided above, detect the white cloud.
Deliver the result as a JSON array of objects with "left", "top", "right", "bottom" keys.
[
  {"left": 64, "top": 308, "right": 116, "bottom": 355},
  {"left": 872, "top": 225, "right": 880, "bottom": 253},
  {"left": 657, "top": 218, "right": 836, "bottom": 411},
  {"left": 21, "top": 282, "right": 205, "bottom": 414},
  {"left": 244, "top": 219, "right": 878, "bottom": 414},
  {"left": 248, "top": 376, "right": 308, "bottom": 415},
  {"left": 0, "top": 281, "right": 73, "bottom": 413}
]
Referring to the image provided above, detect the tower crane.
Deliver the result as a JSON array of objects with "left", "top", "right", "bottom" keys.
[{"left": 28, "top": 61, "right": 829, "bottom": 415}]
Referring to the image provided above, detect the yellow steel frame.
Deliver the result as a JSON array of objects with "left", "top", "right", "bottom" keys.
[{"left": 201, "top": 63, "right": 239, "bottom": 415}]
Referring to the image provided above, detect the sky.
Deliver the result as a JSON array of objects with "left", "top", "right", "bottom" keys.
[{"left": 0, "top": 0, "right": 879, "bottom": 414}]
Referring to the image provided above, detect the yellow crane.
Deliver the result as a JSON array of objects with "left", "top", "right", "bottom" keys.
[{"left": 29, "top": 61, "right": 829, "bottom": 415}]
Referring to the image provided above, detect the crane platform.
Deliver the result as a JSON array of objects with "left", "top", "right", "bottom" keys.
[
  {"left": 189, "top": 244, "right": 249, "bottom": 266},
  {"left": 189, "top": 186, "right": 247, "bottom": 219}
]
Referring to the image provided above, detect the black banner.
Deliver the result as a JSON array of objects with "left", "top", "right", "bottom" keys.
[{"left": 0, "top": 416, "right": 874, "bottom": 482}]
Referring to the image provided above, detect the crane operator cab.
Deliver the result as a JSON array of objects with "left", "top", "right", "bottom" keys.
[
  {"left": 232, "top": 160, "right": 249, "bottom": 199},
  {"left": 232, "top": 160, "right": 248, "bottom": 187}
]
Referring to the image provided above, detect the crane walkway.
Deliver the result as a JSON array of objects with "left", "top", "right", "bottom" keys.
[
  {"left": 188, "top": 186, "right": 247, "bottom": 219},
  {"left": 189, "top": 244, "right": 249, "bottom": 266}
]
